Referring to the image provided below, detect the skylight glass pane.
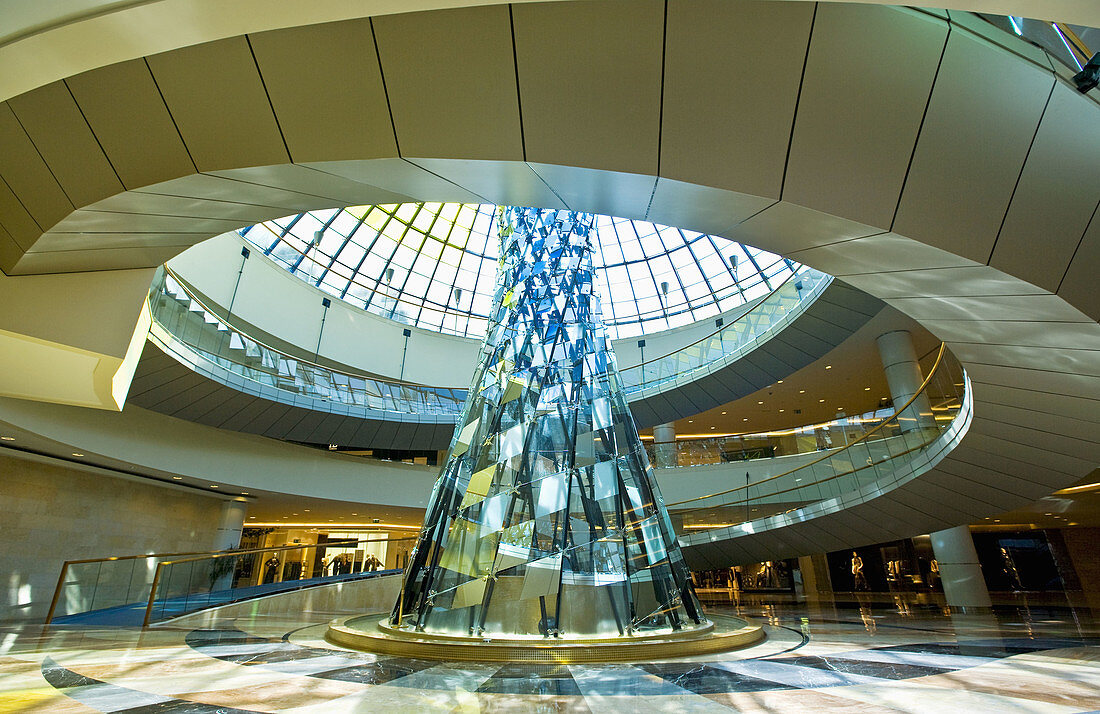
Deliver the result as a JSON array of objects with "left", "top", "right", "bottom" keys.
[{"left": 238, "top": 204, "right": 801, "bottom": 339}]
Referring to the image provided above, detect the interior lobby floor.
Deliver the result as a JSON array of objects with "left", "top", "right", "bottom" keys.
[{"left": 3, "top": 594, "right": 1100, "bottom": 713}]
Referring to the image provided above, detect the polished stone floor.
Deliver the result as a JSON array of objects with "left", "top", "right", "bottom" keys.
[{"left": 3, "top": 593, "right": 1100, "bottom": 712}]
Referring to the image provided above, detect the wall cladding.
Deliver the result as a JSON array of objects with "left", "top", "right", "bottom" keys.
[{"left": 0, "top": 452, "right": 225, "bottom": 622}]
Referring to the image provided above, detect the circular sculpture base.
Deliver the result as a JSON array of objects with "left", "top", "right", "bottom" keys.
[{"left": 326, "top": 614, "right": 763, "bottom": 664}]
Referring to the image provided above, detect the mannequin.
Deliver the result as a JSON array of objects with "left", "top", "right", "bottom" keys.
[
  {"left": 263, "top": 555, "right": 280, "bottom": 584},
  {"left": 851, "top": 551, "right": 868, "bottom": 591}
]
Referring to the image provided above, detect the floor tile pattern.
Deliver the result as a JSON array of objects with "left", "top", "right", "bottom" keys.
[{"left": 4, "top": 599, "right": 1100, "bottom": 712}]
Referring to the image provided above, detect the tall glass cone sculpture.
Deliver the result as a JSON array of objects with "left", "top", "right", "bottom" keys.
[{"left": 390, "top": 207, "right": 706, "bottom": 639}]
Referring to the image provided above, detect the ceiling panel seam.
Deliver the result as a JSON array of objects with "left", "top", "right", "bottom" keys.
[
  {"left": 984, "top": 79, "right": 1056, "bottom": 266},
  {"left": 777, "top": 2, "right": 818, "bottom": 200},
  {"left": 889, "top": 24, "right": 951, "bottom": 232},
  {"left": 244, "top": 34, "right": 294, "bottom": 165},
  {"left": 1056, "top": 196, "right": 1100, "bottom": 294},
  {"left": 368, "top": 17, "right": 402, "bottom": 157}
]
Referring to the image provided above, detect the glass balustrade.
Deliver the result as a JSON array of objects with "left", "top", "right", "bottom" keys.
[
  {"left": 147, "top": 267, "right": 467, "bottom": 417},
  {"left": 618, "top": 267, "right": 830, "bottom": 393},
  {"left": 147, "top": 264, "right": 832, "bottom": 417},
  {"left": 668, "top": 344, "right": 969, "bottom": 535},
  {"left": 143, "top": 537, "right": 416, "bottom": 625}
]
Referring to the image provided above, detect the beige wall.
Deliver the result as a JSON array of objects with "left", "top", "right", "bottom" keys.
[{"left": 0, "top": 451, "right": 227, "bottom": 622}]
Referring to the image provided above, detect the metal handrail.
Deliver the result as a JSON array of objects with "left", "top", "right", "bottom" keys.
[
  {"left": 159, "top": 265, "right": 442, "bottom": 390},
  {"left": 666, "top": 342, "right": 948, "bottom": 512},
  {"left": 620, "top": 268, "right": 803, "bottom": 372},
  {"left": 44, "top": 545, "right": 285, "bottom": 625},
  {"left": 142, "top": 535, "right": 418, "bottom": 627}
]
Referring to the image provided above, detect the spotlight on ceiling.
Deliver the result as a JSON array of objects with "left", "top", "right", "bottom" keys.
[{"left": 1073, "top": 53, "right": 1100, "bottom": 93}]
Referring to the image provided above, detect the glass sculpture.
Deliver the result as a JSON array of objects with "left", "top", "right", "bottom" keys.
[{"left": 391, "top": 207, "right": 706, "bottom": 638}]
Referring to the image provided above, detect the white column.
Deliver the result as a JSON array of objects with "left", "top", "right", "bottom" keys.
[
  {"left": 930, "top": 525, "right": 991, "bottom": 609},
  {"left": 876, "top": 330, "right": 935, "bottom": 432},
  {"left": 653, "top": 422, "right": 677, "bottom": 469},
  {"left": 214, "top": 498, "right": 247, "bottom": 550}
]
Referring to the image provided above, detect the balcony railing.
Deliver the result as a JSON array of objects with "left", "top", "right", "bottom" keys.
[{"left": 670, "top": 343, "right": 970, "bottom": 537}]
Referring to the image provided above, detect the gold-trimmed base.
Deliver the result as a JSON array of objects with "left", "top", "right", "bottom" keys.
[{"left": 325, "top": 613, "right": 764, "bottom": 663}]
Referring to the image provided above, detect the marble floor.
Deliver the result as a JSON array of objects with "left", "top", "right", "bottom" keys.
[{"left": 3, "top": 594, "right": 1100, "bottom": 712}]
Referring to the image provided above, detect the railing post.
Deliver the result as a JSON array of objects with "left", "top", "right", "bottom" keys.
[
  {"left": 143, "top": 562, "right": 165, "bottom": 628},
  {"left": 44, "top": 561, "right": 72, "bottom": 626}
]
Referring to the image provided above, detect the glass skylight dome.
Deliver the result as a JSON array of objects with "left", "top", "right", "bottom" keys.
[{"left": 239, "top": 203, "right": 798, "bottom": 339}]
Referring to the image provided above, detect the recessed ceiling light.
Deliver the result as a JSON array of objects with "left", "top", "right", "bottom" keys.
[
  {"left": 293, "top": 513, "right": 299, "bottom": 516},
  {"left": 304, "top": 509, "right": 310, "bottom": 512},
  {"left": 864, "top": 387, "right": 871, "bottom": 391},
  {"left": 710, "top": 426, "right": 716, "bottom": 430},
  {"left": 172, "top": 476, "right": 183, "bottom": 480},
  {"left": 825, "top": 365, "right": 832, "bottom": 370},
  {"left": 241, "top": 492, "right": 249, "bottom": 495},
  {"left": 779, "top": 409, "right": 785, "bottom": 413},
  {"left": 757, "top": 401, "right": 764, "bottom": 405},
  {"left": 0, "top": 436, "right": 14, "bottom": 441},
  {"left": 352, "top": 513, "right": 358, "bottom": 516},
  {"left": 777, "top": 380, "right": 783, "bottom": 384},
  {"left": 720, "top": 411, "right": 727, "bottom": 415},
  {"left": 210, "top": 485, "right": 219, "bottom": 488},
  {"left": 71, "top": 453, "right": 84, "bottom": 457},
  {"left": 687, "top": 419, "right": 693, "bottom": 423},
  {"left": 819, "top": 399, "right": 825, "bottom": 403},
  {"left": 799, "top": 390, "right": 805, "bottom": 394},
  {"left": 249, "top": 516, "right": 255, "bottom": 519},
  {"left": 742, "top": 418, "right": 748, "bottom": 421}
]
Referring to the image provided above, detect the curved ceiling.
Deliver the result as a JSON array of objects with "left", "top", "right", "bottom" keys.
[
  {"left": 1, "top": 0, "right": 1097, "bottom": 103},
  {"left": 242, "top": 204, "right": 798, "bottom": 338},
  {"left": 0, "top": 2, "right": 1096, "bottom": 564}
]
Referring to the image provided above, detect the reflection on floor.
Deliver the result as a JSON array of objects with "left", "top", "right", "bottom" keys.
[{"left": 3, "top": 592, "right": 1100, "bottom": 712}]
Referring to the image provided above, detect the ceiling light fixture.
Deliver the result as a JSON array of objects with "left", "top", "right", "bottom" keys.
[
  {"left": 0, "top": 436, "right": 14, "bottom": 441},
  {"left": 71, "top": 453, "right": 84, "bottom": 457},
  {"left": 825, "top": 365, "right": 832, "bottom": 370},
  {"left": 172, "top": 476, "right": 183, "bottom": 480}
]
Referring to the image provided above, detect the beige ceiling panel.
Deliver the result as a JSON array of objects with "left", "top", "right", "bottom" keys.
[
  {"left": 646, "top": 178, "right": 775, "bottom": 237},
  {"left": 11, "top": 243, "right": 197, "bottom": 275},
  {"left": 974, "top": 401, "right": 1099, "bottom": 443},
  {"left": 8, "top": 81, "right": 123, "bottom": 208},
  {"left": 992, "top": 85, "right": 1100, "bottom": 293},
  {"left": 207, "top": 164, "right": 413, "bottom": 208},
  {"left": 720, "top": 201, "right": 880, "bottom": 257},
  {"left": 1057, "top": 205, "right": 1099, "bottom": 323},
  {"left": 304, "top": 158, "right": 486, "bottom": 203},
  {"left": 0, "top": 103, "right": 72, "bottom": 231},
  {"left": 49, "top": 210, "right": 243, "bottom": 234},
  {"left": 30, "top": 231, "right": 217, "bottom": 253},
  {"left": 92, "top": 191, "right": 292, "bottom": 224},
  {"left": 969, "top": 382, "right": 1100, "bottom": 424},
  {"left": 0, "top": 175, "right": 39, "bottom": 249},
  {"left": 146, "top": 37, "right": 290, "bottom": 172},
  {"left": 248, "top": 18, "right": 396, "bottom": 163},
  {"left": 513, "top": 0, "right": 663, "bottom": 175},
  {"left": 948, "top": 341, "right": 1100, "bottom": 379},
  {"left": 789, "top": 232, "right": 980, "bottom": 279},
  {"left": 921, "top": 318, "right": 1100, "bottom": 351},
  {"left": 66, "top": 59, "right": 195, "bottom": 190},
  {"left": 407, "top": 159, "right": 565, "bottom": 209},
  {"left": 784, "top": 6, "right": 947, "bottom": 229},
  {"left": 840, "top": 265, "right": 1048, "bottom": 300},
  {"left": 0, "top": 223, "right": 22, "bottom": 273},
  {"left": 944, "top": 10, "right": 1053, "bottom": 69},
  {"left": 885, "top": 293, "right": 1087, "bottom": 322},
  {"left": 892, "top": 30, "right": 1053, "bottom": 263},
  {"left": 374, "top": 6, "right": 521, "bottom": 161},
  {"left": 526, "top": 163, "right": 655, "bottom": 220},
  {"left": 660, "top": 0, "right": 813, "bottom": 199},
  {"left": 133, "top": 174, "right": 344, "bottom": 215}
]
